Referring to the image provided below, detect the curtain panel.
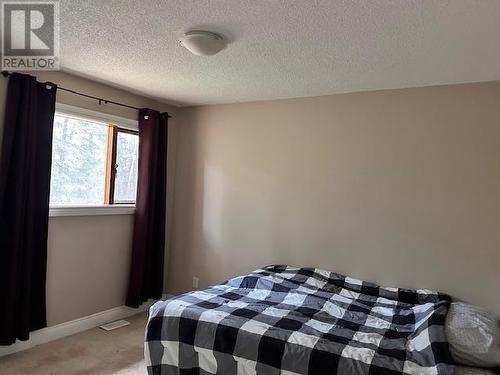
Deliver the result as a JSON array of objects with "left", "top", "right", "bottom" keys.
[
  {"left": 0, "top": 73, "right": 57, "bottom": 345},
  {"left": 126, "top": 109, "right": 168, "bottom": 308}
]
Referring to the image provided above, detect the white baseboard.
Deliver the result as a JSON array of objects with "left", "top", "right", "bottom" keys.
[{"left": 0, "top": 294, "right": 168, "bottom": 358}]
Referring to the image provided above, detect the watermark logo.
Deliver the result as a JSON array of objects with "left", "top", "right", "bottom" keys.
[{"left": 1, "top": 0, "right": 59, "bottom": 70}]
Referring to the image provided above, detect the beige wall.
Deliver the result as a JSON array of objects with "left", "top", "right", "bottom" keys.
[
  {"left": 0, "top": 71, "right": 177, "bottom": 326},
  {"left": 2, "top": 72, "right": 499, "bottom": 325},
  {"left": 169, "top": 82, "right": 500, "bottom": 316}
]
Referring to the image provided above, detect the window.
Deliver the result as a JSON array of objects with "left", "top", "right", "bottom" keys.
[
  {"left": 50, "top": 112, "right": 139, "bottom": 207},
  {"left": 114, "top": 130, "right": 139, "bottom": 203},
  {"left": 104, "top": 126, "right": 140, "bottom": 204}
]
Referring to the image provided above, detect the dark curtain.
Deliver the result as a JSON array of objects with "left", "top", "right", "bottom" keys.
[
  {"left": 126, "top": 109, "right": 168, "bottom": 308},
  {"left": 0, "top": 73, "right": 57, "bottom": 345}
]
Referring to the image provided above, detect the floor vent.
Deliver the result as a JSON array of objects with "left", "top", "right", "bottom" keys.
[{"left": 99, "top": 320, "right": 131, "bottom": 331}]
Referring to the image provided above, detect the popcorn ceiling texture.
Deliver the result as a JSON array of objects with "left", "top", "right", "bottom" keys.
[{"left": 60, "top": 0, "right": 500, "bottom": 106}]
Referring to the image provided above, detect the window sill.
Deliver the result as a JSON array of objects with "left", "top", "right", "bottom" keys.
[{"left": 49, "top": 205, "right": 135, "bottom": 217}]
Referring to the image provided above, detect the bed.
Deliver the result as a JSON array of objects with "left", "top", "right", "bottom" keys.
[{"left": 145, "top": 265, "right": 454, "bottom": 374}]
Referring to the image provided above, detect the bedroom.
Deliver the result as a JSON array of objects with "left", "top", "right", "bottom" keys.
[{"left": 0, "top": 1, "right": 499, "bottom": 374}]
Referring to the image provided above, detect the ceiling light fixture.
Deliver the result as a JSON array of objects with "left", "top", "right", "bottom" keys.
[{"left": 180, "top": 30, "right": 226, "bottom": 56}]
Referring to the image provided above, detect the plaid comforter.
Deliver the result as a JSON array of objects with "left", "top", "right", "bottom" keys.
[{"left": 146, "top": 265, "right": 454, "bottom": 374}]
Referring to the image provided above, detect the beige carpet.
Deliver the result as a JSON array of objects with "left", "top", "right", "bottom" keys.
[{"left": 0, "top": 312, "right": 148, "bottom": 374}]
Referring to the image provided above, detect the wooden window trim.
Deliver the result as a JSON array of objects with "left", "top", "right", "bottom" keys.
[
  {"left": 104, "top": 125, "right": 139, "bottom": 205},
  {"left": 104, "top": 125, "right": 118, "bottom": 204}
]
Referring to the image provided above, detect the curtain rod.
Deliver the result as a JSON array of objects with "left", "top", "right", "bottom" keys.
[{"left": 1, "top": 71, "right": 172, "bottom": 118}]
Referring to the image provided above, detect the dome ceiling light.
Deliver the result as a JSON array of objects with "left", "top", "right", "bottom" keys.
[{"left": 179, "top": 30, "right": 227, "bottom": 56}]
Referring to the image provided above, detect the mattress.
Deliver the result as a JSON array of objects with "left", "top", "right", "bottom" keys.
[{"left": 145, "top": 265, "right": 454, "bottom": 374}]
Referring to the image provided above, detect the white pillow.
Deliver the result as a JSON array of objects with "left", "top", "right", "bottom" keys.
[{"left": 445, "top": 302, "right": 500, "bottom": 367}]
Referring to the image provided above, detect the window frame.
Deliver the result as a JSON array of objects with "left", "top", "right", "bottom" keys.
[
  {"left": 49, "top": 103, "right": 139, "bottom": 217},
  {"left": 105, "top": 126, "right": 139, "bottom": 205}
]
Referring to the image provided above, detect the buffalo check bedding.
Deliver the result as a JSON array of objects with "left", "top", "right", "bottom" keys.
[{"left": 146, "top": 265, "right": 454, "bottom": 374}]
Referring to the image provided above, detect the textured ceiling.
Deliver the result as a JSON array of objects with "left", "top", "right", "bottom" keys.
[{"left": 60, "top": 0, "right": 500, "bottom": 106}]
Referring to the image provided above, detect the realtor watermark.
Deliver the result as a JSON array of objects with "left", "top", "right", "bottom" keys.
[{"left": 1, "top": 0, "right": 59, "bottom": 70}]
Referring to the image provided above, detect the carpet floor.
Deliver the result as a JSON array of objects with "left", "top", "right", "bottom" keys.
[{"left": 0, "top": 312, "right": 148, "bottom": 374}]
